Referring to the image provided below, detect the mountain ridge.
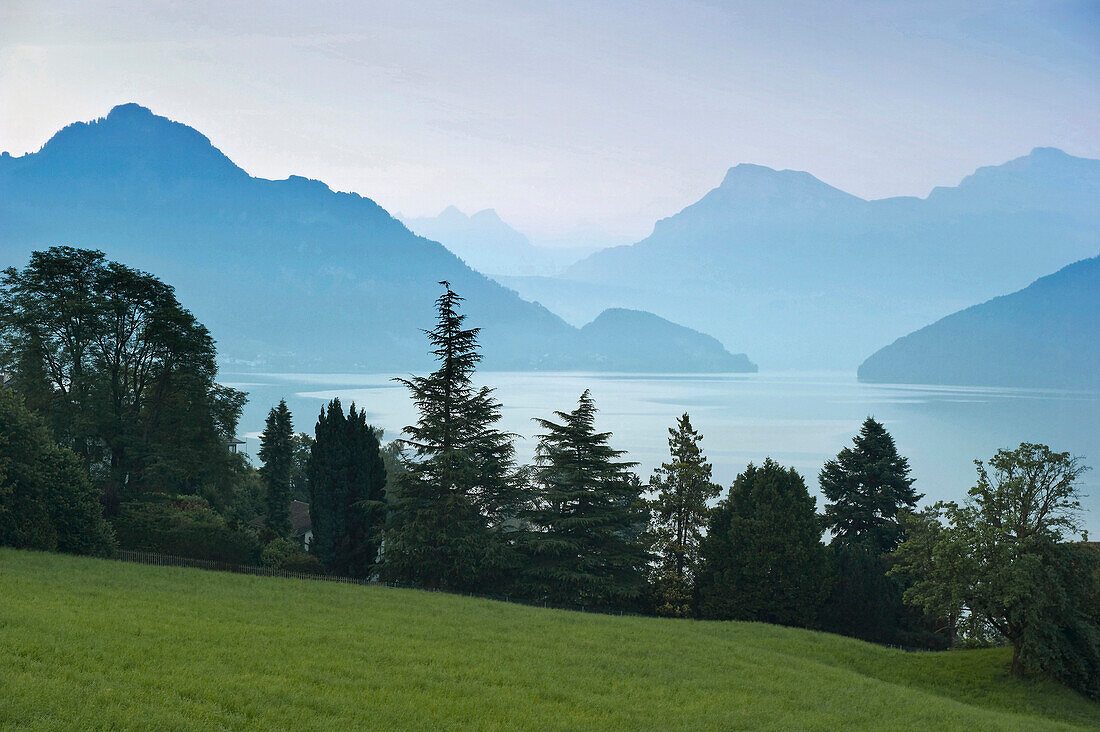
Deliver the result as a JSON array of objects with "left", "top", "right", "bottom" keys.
[
  {"left": 0, "top": 103, "right": 753, "bottom": 374},
  {"left": 858, "top": 255, "right": 1100, "bottom": 389},
  {"left": 514, "top": 147, "right": 1100, "bottom": 370}
]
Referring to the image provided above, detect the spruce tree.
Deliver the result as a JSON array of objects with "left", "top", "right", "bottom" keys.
[
  {"left": 696, "top": 459, "right": 827, "bottom": 627},
  {"left": 307, "top": 398, "right": 387, "bottom": 578},
  {"left": 649, "top": 413, "right": 720, "bottom": 616},
  {"left": 381, "top": 283, "right": 520, "bottom": 592},
  {"left": 818, "top": 417, "right": 930, "bottom": 645},
  {"left": 820, "top": 417, "right": 921, "bottom": 553},
  {"left": 258, "top": 400, "right": 294, "bottom": 538},
  {"left": 518, "top": 390, "right": 650, "bottom": 610}
]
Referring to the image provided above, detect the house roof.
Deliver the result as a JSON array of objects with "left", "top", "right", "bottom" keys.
[
  {"left": 289, "top": 500, "right": 311, "bottom": 535},
  {"left": 249, "top": 500, "right": 312, "bottom": 536}
]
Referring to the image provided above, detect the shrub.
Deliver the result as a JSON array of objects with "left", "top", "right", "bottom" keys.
[
  {"left": 0, "top": 388, "right": 115, "bottom": 555},
  {"left": 112, "top": 496, "right": 261, "bottom": 564},
  {"left": 261, "top": 537, "right": 323, "bottom": 574}
]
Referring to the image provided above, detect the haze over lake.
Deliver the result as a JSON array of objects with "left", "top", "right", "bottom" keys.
[{"left": 227, "top": 371, "right": 1100, "bottom": 535}]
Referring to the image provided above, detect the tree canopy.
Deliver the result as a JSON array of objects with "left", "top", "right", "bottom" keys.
[
  {"left": 308, "top": 399, "right": 387, "bottom": 578},
  {"left": 892, "top": 443, "right": 1098, "bottom": 697},
  {"left": 696, "top": 459, "right": 827, "bottom": 627},
  {"left": 382, "top": 283, "right": 520, "bottom": 592},
  {"left": 648, "top": 413, "right": 720, "bottom": 616},
  {"left": 518, "top": 390, "right": 650, "bottom": 610},
  {"left": 259, "top": 400, "right": 294, "bottom": 538},
  {"left": 0, "top": 247, "right": 246, "bottom": 512},
  {"left": 0, "top": 387, "right": 114, "bottom": 555}
]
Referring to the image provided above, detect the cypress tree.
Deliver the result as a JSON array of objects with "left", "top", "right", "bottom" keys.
[
  {"left": 518, "top": 390, "right": 650, "bottom": 610},
  {"left": 307, "top": 398, "right": 387, "bottom": 578},
  {"left": 258, "top": 399, "right": 294, "bottom": 538},
  {"left": 819, "top": 417, "right": 930, "bottom": 645},
  {"left": 381, "top": 283, "right": 520, "bottom": 592},
  {"left": 696, "top": 459, "right": 827, "bottom": 627},
  {"left": 649, "top": 413, "right": 721, "bottom": 616}
]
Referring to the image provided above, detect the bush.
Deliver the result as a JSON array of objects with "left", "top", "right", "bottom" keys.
[
  {"left": 261, "top": 537, "right": 323, "bottom": 573},
  {"left": 112, "top": 496, "right": 261, "bottom": 564},
  {"left": 0, "top": 388, "right": 115, "bottom": 555}
]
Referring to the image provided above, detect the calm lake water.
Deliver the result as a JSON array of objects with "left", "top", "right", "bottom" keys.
[{"left": 223, "top": 372, "right": 1100, "bottom": 535}]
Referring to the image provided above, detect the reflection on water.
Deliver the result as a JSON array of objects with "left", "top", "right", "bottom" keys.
[{"left": 223, "top": 371, "right": 1100, "bottom": 535}]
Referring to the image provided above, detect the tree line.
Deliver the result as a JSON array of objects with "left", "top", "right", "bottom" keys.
[{"left": 1, "top": 248, "right": 1096, "bottom": 699}]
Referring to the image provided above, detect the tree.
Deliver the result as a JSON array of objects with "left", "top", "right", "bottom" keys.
[
  {"left": 648, "top": 413, "right": 721, "bottom": 616},
  {"left": 258, "top": 400, "right": 294, "bottom": 537},
  {"left": 382, "top": 283, "right": 520, "bottom": 592},
  {"left": 308, "top": 399, "right": 387, "bottom": 578},
  {"left": 820, "top": 417, "right": 921, "bottom": 553},
  {"left": 0, "top": 387, "right": 115, "bottom": 555},
  {"left": 819, "top": 417, "right": 931, "bottom": 645},
  {"left": 696, "top": 459, "right": 827, "bottom": 627},
  {"left": 892, "top": 443, "right": 1098, "bottom": 697},
  {"left": 518, "top": 390, "right": 650, "bottom": 609},
  {"left": 0, "top": 247, "right": 246, "bottom": 512},
  {"left": 289, "top": 432, "right": 314, "bottom": 502}
]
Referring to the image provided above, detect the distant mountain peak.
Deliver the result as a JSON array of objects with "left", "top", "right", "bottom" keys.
[
  {"left": 106, "top": 102, "right": 158, "bottom": 120},
  {"left": 438, "top": 205, "right": 467, "bottom": 219},
  {"left": 711, "top": 163, "right": 863, "bottom": 207},
  {"left": 470, "top": 208, "right": 503, "bottom": 222},
  {"left": 927, "top": 146, "right": 1099, "bottom": 210},
  {"left": 32, "top": 102, "right": 245, "bottom": 181}
]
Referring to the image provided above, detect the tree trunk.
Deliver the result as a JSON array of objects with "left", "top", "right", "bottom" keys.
[{"left": 1010, "top": 642, "right": 1025, "bottom": 676}]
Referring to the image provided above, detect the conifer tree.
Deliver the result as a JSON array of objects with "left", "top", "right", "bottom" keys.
[
  {"left": 696, "top": 459, "right": 827, "bottom": 627},
  {"left": 818, "top": 417, "right": 931, "bottom": 645},
  {"left": 820, "top": 417, "right": 921, "bottom": 553},
  {"left": 258, "top": 399, "right": 294, "bottom": 538},
  {"left": 518, "top": 390, "right": 650, "bottom": 609},
  {"left": 649, "top": 413, "right": 720, "bottom": 616},
  {"left": 307, "top": 398, "right": 387, "bottom": 578},
  {"left": 381, "top": 283, "right": 520, "bottom": 592}
]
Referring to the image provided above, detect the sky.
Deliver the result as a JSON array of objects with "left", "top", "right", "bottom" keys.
[{"left": 1, "top": 0, "right": 1097, "bottom": 242}]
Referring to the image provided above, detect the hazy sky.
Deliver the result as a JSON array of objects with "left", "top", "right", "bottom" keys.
[{"left": 2, "top": 1, "right": 1097, "bottom": 241}]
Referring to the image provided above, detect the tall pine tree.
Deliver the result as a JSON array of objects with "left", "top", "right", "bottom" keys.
[
  {"left": 819, "top": 417, "right": 932, "bottom": 645},
  {"left": 381, "top": 283, "right": 520, "bottom": 592},
  {"left": 308, "top": 398, "right": 387, "bottom": 578},
  {"left": 648, "top": 413, "right": 720, "bottom": 616},
  {"left": 258, "top": 399, "right": 294, "bottom": 538},
  {"left": 696, "top": 459, "right": 827, "bottom": 627},
  {"left": 518, "top": 390, "right": 650, "bottom": 610}
]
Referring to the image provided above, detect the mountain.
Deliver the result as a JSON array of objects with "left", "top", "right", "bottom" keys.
[
  {"left": 0, "top": 104, "right": 752, "bottom": 373},
  {"left": 502, "top": 150, "right": 1100, "bottom": 369},
  {"left": 858, "top": 256, "right": 1100, "bottom": 389},
  {"left": 399, "top": 207, "right": 592, "bottom": 276},
  {"left": 578, "top": 309, "right": 756, "bottom": 372}
]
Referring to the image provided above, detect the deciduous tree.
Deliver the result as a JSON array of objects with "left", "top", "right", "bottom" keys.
[{"left": 892, "top": 443, "right": 1098, "bottom": 697}]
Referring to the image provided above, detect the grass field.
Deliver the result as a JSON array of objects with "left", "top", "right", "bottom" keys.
[{"left": 1, "top": 549, "right": 1097, "bottom": 730}]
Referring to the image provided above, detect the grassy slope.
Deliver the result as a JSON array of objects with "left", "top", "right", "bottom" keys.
[{"left": 1, "top": 549, "right": 1097, "bottom": 731}]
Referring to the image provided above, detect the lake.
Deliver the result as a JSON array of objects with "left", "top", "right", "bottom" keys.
[{"left": 222, "top": 371, "right": 1100, "bottom": 535}]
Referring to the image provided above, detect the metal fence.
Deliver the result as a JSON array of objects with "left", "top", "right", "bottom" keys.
[
  {"left": 115, "top": 550, "right": 373, "bottom": 585},
  {"left": 111, "top": 549, "right": 635, "bottom": 616}
]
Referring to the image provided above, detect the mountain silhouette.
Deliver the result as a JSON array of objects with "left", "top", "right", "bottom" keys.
[
  {"left": 399, "top": 207, "right": 592, "bottom": 276},
  {"left": 503, "top": 150, "right": 1100, "bottom": 370},
  {"left": 858, "top": 256, "right": 1100, "bottom": 389},
  {"left": 0, "top": 104, "right": 752, "bottom": 373}
]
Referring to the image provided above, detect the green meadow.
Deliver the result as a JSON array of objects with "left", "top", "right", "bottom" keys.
[{"left": 2, "top": 548, "right": 1097, "bottom": 730}]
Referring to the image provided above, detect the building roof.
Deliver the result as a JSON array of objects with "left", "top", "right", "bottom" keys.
[
  {"left": 249, "top": 500, "right": 312, "bottom": 537},
  {"left": 289, "top": 500, "right": 311, "bottom": 536}
]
